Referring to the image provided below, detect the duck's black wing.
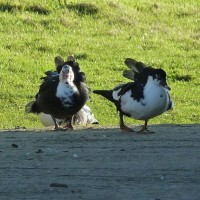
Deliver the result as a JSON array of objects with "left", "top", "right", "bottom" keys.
[
  {"left": 115, "top": 82, "right": 144, "bottom": 102},
  {"left": 123, "top": 58, "right": 147, "bottom": 81},
  {"left": 38, "top": 75, "right": 59, "bottom": 94}
]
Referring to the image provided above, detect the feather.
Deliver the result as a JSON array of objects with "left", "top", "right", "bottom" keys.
[
  {"left": 54, "top": 56, "right": 64, "bottom": 67},
  {"left": 122, "top": 69, "right": 135, "bottom": 80},
  {"left": 124, "top": 58, "right": 146, "bottom": 73}
]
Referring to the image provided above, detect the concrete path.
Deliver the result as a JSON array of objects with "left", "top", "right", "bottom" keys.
[{"left": 0, "top": 124, "right": 200, "bottom": 200}]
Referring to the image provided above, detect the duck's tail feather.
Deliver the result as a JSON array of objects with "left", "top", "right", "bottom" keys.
[
  {"left": 25, "top": 101, "right": 40, "bottom": 114},
  {"left": 93, "top": 90, "right": 115, "bottom": 103}
]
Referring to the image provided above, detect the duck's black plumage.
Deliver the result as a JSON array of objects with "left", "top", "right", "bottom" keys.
[
  {"left": 31, "top": 78, "right": 88, "bottom": 118},
  {"left": 26, "top": 56, "right": 89, "bottom": 130}
]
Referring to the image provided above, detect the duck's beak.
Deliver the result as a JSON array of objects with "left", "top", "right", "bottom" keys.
[
  {"left": 164, "top": 85, "right": 171, "bottom": 91},
  {"left": 160, "top": 80, "right": 171, "bottom": 90}
]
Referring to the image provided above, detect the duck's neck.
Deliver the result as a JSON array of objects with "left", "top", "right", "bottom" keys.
[{"left": 144, "top": 76, "right": 162, "bottom": 93}]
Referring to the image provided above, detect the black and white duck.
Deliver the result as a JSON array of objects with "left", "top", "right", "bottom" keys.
[
  {"left": 25, "top": 56, "right": 89, "bottom": 130},
  {"left": 38, "top": 56, "right": 97, "bottom": 128},
  {"left": 93, "top": 58, "right": 174, "bottom": 132}
]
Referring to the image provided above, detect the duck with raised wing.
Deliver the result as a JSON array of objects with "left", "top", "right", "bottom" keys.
[
  {"left": 93, "top": 58, "right": 174, "bottom": 132},
  {"left": 25, "top": 57, "right": 89, "bottom": 130}
]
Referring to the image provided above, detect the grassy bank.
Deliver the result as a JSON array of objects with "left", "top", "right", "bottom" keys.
[{"left": 0, "top": 0, "right": 199, "bottom": 129}]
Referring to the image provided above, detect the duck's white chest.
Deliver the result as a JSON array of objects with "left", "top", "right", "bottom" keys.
[
  {"left": 56, "top": 82, "right": 78, "bottom": 108},
  {"left": 121, "top": 84, "right": 169, "bottom": 120}
]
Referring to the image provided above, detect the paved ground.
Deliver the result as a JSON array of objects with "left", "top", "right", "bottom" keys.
[{"left": 0, "top": 124, "right": 200, "bottom": 200}]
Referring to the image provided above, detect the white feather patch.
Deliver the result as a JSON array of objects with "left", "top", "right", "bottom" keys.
[
  {"left": 112, "top": 84, "right": 126, "bottom": 101},
  {"left": 56, "top": 82, "right": 78, "bottom": 108}
]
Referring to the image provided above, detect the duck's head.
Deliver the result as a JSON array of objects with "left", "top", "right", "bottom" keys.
[
  {"left": 136, "top": 67, "right": 171, "bottom": 90},
  {"left": 148, "top": 68, "right": 170, "bottom": 90},
  {"left": 54, "top": 55, "right": 86, "bottom": 84},
  {"left": 59, "top": 64, "right": 74, "bottom": 84}
]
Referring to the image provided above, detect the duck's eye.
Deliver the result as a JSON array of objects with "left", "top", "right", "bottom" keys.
[{"left": 155, "top": 74, "right": 161, "bottom": 79}]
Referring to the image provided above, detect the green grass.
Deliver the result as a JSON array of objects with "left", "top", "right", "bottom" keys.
[{"left": 0, "top": 0, "right": 199, "bottom": 129}]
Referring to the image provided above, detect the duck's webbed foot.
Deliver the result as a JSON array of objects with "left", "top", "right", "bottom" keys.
[
  {"left": 51, "top": 116, "right": 63, "bottom": 131},
  {"left": 53, "top": 123, "right": 63, "bottom": 131},
  {"left": 137, "top": 120, "right": 154, "bottom": 134},
  {"left": 120, "top": 124, "right": 134, "bottom": 132},
  {"left": 62, "top": 117, "right": 74, "bottom": 130},
  {"left": 63, "top": 124, "right": 74, "bottom": 130},
  {"left": 53, "top": 126, "right": 65, "bottom": 131},
  {"left": 119, "top": 113, "right": 134, "bottom": 132}
]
